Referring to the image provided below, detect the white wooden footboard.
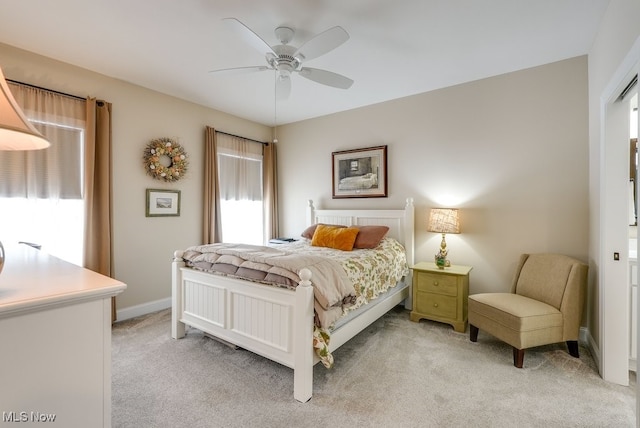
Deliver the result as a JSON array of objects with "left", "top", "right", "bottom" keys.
[{"left": 172, "top": 254, "right": 315, "bottom": 402}]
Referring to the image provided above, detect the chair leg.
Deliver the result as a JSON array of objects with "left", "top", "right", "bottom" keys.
[
  {"left": 470, "top": 325, "right": 479, "bottom": 342},
  {"left": 513, "top": 347, "right": 524, "bottom": 368},
  {"left": 566, "top": 340, "right": 580, "bottom": 358}
]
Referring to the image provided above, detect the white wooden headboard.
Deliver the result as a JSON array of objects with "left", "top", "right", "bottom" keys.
[{"left": 306, "top": 198, "right": 415, "bottom": 267}]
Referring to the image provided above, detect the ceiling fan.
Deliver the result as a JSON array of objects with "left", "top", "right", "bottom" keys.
[{"left": 210, "top": 18, "right": 354, "bottom": 100}]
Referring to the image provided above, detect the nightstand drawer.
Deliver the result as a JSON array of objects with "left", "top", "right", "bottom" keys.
[
  {"left": 415, "top": 293, "right": 457, "bottom": 319},
  {"left": 415, "top": 272, "right": 457, "bottom": 296}
]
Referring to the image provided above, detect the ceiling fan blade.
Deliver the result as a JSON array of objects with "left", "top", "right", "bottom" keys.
[
  {"left": 223, "top": 18, "right": 276, "bottom": 56},
  {"left": 208, "top": 66, "right": 270, "bottom": 75},
  {"left": 298, "top": 67, "right": 354, "bottom": 89},
  {"left": 276, "top": 75, "right": 291, "bottom": 100},
  {"left": 294, "top": 26, "right": 349, "bottom": 62}
]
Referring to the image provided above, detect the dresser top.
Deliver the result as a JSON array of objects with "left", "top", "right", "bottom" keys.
[{"left": 0, "top": 243, "right": 126, "bottom": 317}]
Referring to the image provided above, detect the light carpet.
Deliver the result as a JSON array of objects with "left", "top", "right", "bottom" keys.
[{"left": 112, "top": 307, "right": 635, "bottom": 428}]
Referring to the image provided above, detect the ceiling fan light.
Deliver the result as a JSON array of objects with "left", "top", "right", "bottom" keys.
[{"left": 278, "top": 64, "right": 293, "bottom": 77}]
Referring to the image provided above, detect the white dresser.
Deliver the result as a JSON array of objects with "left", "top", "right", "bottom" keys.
[{"left": 0, "top": 244, "right": 126, "bottom": 427}]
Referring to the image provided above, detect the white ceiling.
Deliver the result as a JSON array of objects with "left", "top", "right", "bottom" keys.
[{"left": 0, "top": 0, "right": 609, "bottom": 126}]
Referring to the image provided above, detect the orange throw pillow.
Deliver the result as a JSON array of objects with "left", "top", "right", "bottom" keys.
[{"left": 311, "top": 224, "right": 359, "bottom": 251}]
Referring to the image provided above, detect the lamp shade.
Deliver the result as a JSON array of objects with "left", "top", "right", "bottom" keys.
[
  {"left": 427, "top": 208, "right": 460, "bottom": 234},
  {"left": 0, "top": 67, "right": 49, "bottom": 150}
]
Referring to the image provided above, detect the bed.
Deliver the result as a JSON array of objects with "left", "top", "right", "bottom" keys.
[
  {"left": 338, "top": 172, "right": 378, "bottom": 190},
  {"left": 171, "top": 198, "right": 414, "bottom": 402}
]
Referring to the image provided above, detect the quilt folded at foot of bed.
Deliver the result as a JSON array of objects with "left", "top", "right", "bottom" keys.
[{"left": 181, "top": 243, "right": 357, "bottom": 328}]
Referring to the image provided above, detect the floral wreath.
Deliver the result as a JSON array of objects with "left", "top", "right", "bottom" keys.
[{"left": 144, "top": 137, "right": 188, "bottom": 182}]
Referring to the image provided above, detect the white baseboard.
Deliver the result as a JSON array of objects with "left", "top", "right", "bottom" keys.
[
  {"left": 115, "top": 297, "right": 171, "bottom": 323},
  {"left": 583, "top": 326, "right": 602, "bottom": 373}
]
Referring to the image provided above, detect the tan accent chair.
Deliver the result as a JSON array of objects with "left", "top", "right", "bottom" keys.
[{"left": 468, "top": 253, "right": 588, "bottom": 368}]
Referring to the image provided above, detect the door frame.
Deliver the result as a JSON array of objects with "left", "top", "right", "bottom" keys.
[{"left": 599, "top": 36, "right": 640, "bottom": 386}]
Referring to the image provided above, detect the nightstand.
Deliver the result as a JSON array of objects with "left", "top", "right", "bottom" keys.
[{"left": 410, "top": 262, "right": 472, "bottom": 332}]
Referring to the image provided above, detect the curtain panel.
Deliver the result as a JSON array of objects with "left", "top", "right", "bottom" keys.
[
  {"left": 203, "top": 126, "right": 222, "bottom": 244},
  {"left": 83, "top": 99, "right": 113, "bottom": 277},
  {"left": 263, "top": 142, "right": 279, "bottom": 241}
]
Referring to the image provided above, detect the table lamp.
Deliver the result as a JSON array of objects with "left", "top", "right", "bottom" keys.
[{"left": 427, "top": 208, "right": 460, "bottom": 268}]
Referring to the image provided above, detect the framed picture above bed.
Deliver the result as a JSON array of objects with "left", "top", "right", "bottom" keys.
[
  {"left": 146, "top": 189, "right": 181, "bottom": 217},
  {"left": 332, "top": 145, "right": 387, "bottom": 198}
]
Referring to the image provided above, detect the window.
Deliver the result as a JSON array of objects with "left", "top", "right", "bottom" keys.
[
  {"left": 216, "top": 133, "right": 264, "bottom": 245},
  {"left": 0, "top": 83, "right": 86, "bottom": 265}
]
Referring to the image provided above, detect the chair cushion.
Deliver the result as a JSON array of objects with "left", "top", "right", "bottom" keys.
[{"left": 469, "top": 293, "right": 562, "bottom": 332}]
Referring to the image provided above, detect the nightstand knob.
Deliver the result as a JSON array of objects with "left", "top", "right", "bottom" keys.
[
  {"left": 433, "top": 281, "right": 439, "bottom": 286},
  {"left": 434, "top": 303, "right": 439, "bottom": 308}
]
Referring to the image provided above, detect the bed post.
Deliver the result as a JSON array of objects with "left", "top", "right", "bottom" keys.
[
  {"left": 293, "top": 268, "right": 314, "bottom": 403},
  {"left": 171, "top": 250, "right": 186, "bottom": 339},
  {"left": 306, "top": 199, "right": 315, "bottom": 226}
]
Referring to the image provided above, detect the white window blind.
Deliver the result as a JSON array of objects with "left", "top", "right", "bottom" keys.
[
  {"left": 217, "top": 134, "right": 263, "bottom": 201},
  {"left": 0, "top": 82, "right": 85, "bottom": 199}
]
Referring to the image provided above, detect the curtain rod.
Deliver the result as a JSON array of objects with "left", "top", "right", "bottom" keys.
[
  {"left": 6, "top": 78, "right": 85, "bottom": 101},
  {"left": 216, "top": 130, "right": 267, "bottom": 145}
]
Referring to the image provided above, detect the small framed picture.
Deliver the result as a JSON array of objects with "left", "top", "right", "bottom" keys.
[
  {"left": 332, "top": 145, "right": 388, "bottom": 198},
  {"left": 146, "top": 189, "right": 180, "bottom": 217}
]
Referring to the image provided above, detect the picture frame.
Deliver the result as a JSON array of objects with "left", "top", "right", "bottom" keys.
[
  {"left": 332, "top": 145, "right": 387, "bottom": 198},
  {"left": 146, "top": 189, "right": 181, "bottom": 217}
]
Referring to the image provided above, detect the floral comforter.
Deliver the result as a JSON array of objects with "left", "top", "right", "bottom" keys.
[
  {"left": 280, "top": 237, "right": 408, "bottom": 315},
  {"left": 288, "top": 237, "right": 408, "bottom": 367}
]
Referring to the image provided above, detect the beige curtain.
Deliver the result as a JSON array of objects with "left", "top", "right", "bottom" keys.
[
  {"left": 203, "top": 126, "right": 221, "bottom": 244},
  {"left": 263, "top": 142, "right": 279, "bottom": 240},
  {"left": 83, "top": 99, "right": 112, "bottom": 274}
]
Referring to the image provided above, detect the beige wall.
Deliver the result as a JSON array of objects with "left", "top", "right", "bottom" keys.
[
  {"left": 0, "top": 43, "right": 272, "bottom": 311},
  {"left": 278, "top": 56, "right": 589, "bottom": 300}
]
